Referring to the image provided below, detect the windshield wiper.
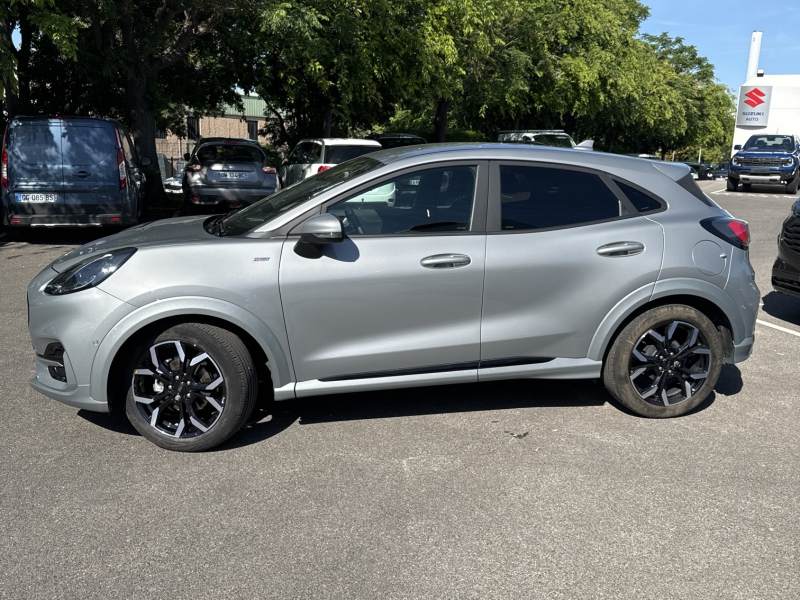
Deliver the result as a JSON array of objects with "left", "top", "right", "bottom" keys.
[{"left": 208, "top": 209, "right": 242, "bottom": 237}]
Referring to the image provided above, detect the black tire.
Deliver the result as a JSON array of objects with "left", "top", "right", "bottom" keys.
[
  {"left": 603, "top": 305, "right": 723, "bottom": 418},
  {"left": 787, "top": 175, "right": 799, "bottom": 195},
  {"left": 726, "top": 177, "right": 738, "bottom": 192},
  {"left": 124, "top": 323, "right": 257, "bottom": 451}
]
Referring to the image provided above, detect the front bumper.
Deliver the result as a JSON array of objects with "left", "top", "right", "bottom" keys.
[
  {"left": 27, "top": 267, "right": 136, "bottom": 412},
  {"left": 729, "top": 166, "right": 796, "bottom": 185}
]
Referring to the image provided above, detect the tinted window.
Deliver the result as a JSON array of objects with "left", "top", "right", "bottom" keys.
[
  {"left": 221, "top": 155, "right": 382, "bottom": 236},
  {"left": 9, "top": 124, "right": 62, "bottom": 165},
  {"left": 196, "top": 144, "right": 264, "bottom": 164},
  {"left": 615, "top": 180, "right": 662, "bottom": 212},
  {"left": 499, "top": 165, "right": 620, "bottom": 230},
  {"left": 295, "top": 142, "right": 321, "bottom": 164},
  {"left": 326, "top": 165, "right": 476, "bottom": 235},
  {"left": 119, "top": 127, "right": 137, "bottom": 164},
  {"left": 324, "top": 145, "right": 379, "bottom": 164},
  {"left": 61, "top": 126, "right": 114, "bottom": 166}
]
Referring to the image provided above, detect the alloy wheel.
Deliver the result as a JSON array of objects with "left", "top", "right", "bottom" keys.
[
  {"left": 132, "top": 340, "right": 226, "bottom": 438},
  {"left": 628, "top": 320, "right": 711, "bottom": 407}
]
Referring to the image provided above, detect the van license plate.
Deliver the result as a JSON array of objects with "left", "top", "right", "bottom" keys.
[
  {"left": 16, "top": 193, "right": 58, "bottom": 203},
  {"left": 219, "top": 172, "right": 247, "bottom": 180}
]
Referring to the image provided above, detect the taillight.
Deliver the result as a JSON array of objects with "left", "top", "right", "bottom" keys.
[
  {"left": 186, "top": 164, "right": 203, "bottom": 173},
  {"left": 317, "top": 165, "right": 330, "bottom": 173},
  {"left": 113, "top": 127, "right": 126, "bottom": 190},
  {"left": 1, "top": 125, "right": 8, "bottom": 190},
  {"left": 700, "top": 217, "right": 750, "bottom": 250},
  {"left": 117, "top": 148, "right": 127, "bottom": 190},
  {"left": 1, "top": 147, "right": 8, "bottom": 191},
  {"left": 262, "top": 166, "right": 276, "bottom": 174}
]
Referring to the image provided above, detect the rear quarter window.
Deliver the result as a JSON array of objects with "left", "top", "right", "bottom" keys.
[
  {"left": 324, "top": 145, "right": 380, "bottom": 164},
  {"left": 614, "top": 180, "right": 664, "bottom": 213}
]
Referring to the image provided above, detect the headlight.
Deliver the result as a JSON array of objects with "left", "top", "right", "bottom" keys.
[
  {"left": 45, "top": 248, "right": 136, "bottom": 295},
  {"left": 731, "top": 156, "right": 740, "bottom": 166},
  {"left": 783, "top": 157, "right": 795, "bottom": 167}
]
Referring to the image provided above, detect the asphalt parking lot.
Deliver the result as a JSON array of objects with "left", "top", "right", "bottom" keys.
[{"left": 1, "top": 179, "right": 798, "bottom": 599}]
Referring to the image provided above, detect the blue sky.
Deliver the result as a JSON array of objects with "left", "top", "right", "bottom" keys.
[{"left": 640, "top": 0, "right": 800, "bottom": 92}]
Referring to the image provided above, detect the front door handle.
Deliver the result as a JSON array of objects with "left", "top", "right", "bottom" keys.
[
  {"left": 596, "top": 241, "right": 645, "bottom": 257},
  {"left": 420, "top": 254, "right": 471, "bottom": 269}
]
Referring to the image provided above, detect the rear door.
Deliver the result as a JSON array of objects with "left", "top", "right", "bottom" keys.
[
  {"left": 61, "top": 121, "right": 119, "bottom": 214},
  {"left": 480, "top": 161, "right": 665, "bottom": 365},
  {"left": 7, "top": 119, "right": 64, "bottom": 210}
]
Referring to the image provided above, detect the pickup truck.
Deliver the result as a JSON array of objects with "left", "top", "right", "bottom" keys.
[{"left": 728, "top": 133, "right": 800, "bottom": 194}]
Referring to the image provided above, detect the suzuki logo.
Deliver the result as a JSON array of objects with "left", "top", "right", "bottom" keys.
[{"left": 744, "top": 88, "right": 766, "bottom": 108}]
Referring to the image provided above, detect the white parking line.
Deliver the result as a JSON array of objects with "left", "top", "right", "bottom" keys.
[
  {"left": 756, "top": 319, "right": 800, "bottom": 338},
  {"left": 710, "top": 188, "right": 727, "bottom": 194}
]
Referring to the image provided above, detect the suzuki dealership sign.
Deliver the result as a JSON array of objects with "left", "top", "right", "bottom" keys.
[{"left": 736, "top": 86, "right": 772, "bottom": 126}]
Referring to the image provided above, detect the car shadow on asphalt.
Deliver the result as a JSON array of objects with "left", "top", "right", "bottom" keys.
[
  {"left": 0, "top": 227, "right": 111, "bottom": 249},
  {"left": 761, "top": 291, "right": 800, "bottom": 326}
]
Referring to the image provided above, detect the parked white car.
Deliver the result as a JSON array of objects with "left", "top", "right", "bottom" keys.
[{"left": 280, "top": 138, "right": 383, "bottom": 187}]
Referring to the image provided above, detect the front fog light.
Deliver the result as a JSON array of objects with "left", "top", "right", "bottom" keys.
[{"left": 45, "top": 248, "right": 136, "bottom": 295}]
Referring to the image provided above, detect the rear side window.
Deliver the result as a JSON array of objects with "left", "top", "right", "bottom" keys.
[
  {"left": 61, "top": 126, "right": 114, "bottom": 166},
  {"left": 9, "top": 124, "right": 62, "bottom": 165},
  {"left": 614, "top": 180, "right": 663, "bottom": 212},
  {"left": 676, "top": 173, "right": 718, "bottom": 208},
  {"left": 324, "top": 145, "right": 379, "bottom": 165},
  {"left": 499, "top": 165, "right": 621, "bottom": 230}
]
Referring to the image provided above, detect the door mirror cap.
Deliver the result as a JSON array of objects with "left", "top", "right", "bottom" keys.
[
  {"left": 140, "top": 156, "right": 152, "bottom": 167},
  {"left": 298, "top": 214, "right": 344, "bottom": 244},
  {"left": 183, "top": 152, "right": 191, "bottom": 161},
  {"left": 734, "top": 145, "right": 742, "bottom": 151}
]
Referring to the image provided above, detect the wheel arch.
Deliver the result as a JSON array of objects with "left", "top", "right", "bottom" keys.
[
  {"left": 588, "top": 280, "right": 740, "bottom": 364},
  {"left": 90, "top": 297, "right": 293, "bottom": 413}
]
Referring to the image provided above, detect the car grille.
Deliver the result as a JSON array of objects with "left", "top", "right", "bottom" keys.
[
  {"left": 774, "top": 276, "right": 800, "bottom": 293},
  {"left": 739, "top": 157, "right": 784, "bottom": 167},
  {"left": 782, "top": 220, "right": 800, "bottom": 254}
]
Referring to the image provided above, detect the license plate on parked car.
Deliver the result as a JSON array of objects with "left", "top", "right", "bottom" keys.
[
  {"left": 16, "top": 193, "right": 58, "bottom": 203},
  {"left": 218, "top": 172, "right": 247, "bottom": 180}
]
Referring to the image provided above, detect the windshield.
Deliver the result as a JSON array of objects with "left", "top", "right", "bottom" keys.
[
  {"left": 742, "top": 135, "right": 795, "bottom": 151},
  {"left": 220, "top": 155, "right": 382, "bottom": 236}
]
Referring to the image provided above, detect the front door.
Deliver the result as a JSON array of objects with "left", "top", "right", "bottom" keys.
[
  {"left": 480, "top": 161, "right": 665, "bottom": 363},
  {"left": 280, "top": 162, "right": 488, "bottom": 384}
]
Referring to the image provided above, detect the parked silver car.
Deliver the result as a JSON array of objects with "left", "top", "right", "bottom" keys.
[{"left": 27, "top": 144, "right": 759, "bottom": 451}]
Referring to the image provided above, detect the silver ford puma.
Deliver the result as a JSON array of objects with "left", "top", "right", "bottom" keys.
[{"left": 27, "top": 144, "right": 760, "bottom": 451}]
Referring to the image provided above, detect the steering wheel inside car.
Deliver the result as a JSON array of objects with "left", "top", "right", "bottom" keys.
[{"left": 344, "top": 206, "right": 364, "bottom": 235}]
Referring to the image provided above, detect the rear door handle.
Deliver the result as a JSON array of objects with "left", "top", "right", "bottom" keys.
[
  {"left": 421, "top": 254, "right": 472, "bottom": 269},
  {"left": 73, "top": 171, "right": 91, "bottom": 178},
  {"left": 596, "top": 241, "right": 645, "bottom": 257}
]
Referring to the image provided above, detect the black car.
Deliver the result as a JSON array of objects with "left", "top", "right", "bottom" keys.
[
  {"left": 684, "top": 162, "right": 714, "bottom": 180},
  {"left": 1, "top": 116, "right": 150, "bottom": 230},
  {"left": 366, "top": 133, "right": 427, "bottom": 149},
  {"left": 773, "top": 199, "right": 800, "bottom": 297},
  {"left": 181, "top": 137, "right": 279, "bottom": 215}
]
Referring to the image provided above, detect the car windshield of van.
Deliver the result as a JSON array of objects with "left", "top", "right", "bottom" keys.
[
  {"left": 742, "top": 135, "right": 795, "bottom": 151},
  {"left": 219, "top": 155, "right": 382, "bottom": 236}
]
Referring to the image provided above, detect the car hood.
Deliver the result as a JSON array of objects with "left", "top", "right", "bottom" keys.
[
  {"left": 51, "top": 216, "right": 211, "bottom": 273},
  {"left": 735, "top": 150, "right": 794, "bottom": 157}
]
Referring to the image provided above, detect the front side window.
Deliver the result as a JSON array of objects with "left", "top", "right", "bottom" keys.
[
  {"left": 326, "top": 165, "right": 477, "bottom": 235},
  {"left": 499, "top": 165, "right": 620, "bottom": 231}
]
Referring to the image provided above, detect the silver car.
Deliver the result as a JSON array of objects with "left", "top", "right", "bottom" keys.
[{"left": 27, "top": 144, "right": 760, "bottom": 451}]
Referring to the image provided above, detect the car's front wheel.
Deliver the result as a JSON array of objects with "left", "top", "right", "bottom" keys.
[
  {"left": 124, "top": 323, "right": 257, "bottom": 451},
  {"left": 726, "top": 177, "right": 738, "bottom": 191},
  {"left": 603, "top": 305, "right": 723, "bottom": 418}
]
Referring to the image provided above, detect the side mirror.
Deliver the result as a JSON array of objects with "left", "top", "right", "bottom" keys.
[
  {"left": 298, "top": 214, "right": 344, "bottom": 244},
  {"left": 282, "top": 158, "right": 289, "bottom": 166},
  {"left": 183, "top": 152, "right": 191, "bottom": 161},
  {"left": 734, "top": 145, "right": 742, "bottom": 150},
  {"left": 140, "top": 156, "right": 152, "bottom": 167}
]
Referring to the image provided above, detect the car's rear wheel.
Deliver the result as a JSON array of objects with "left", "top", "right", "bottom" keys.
[
  {"left": 124, "top": 323, "right": 257, "bottom": 451},
  {"left": 726, "top": 177, "right": 738, "bottom": 192},
  {"left": 603, "top": 305, "right": 723, "bottom": 418}
]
